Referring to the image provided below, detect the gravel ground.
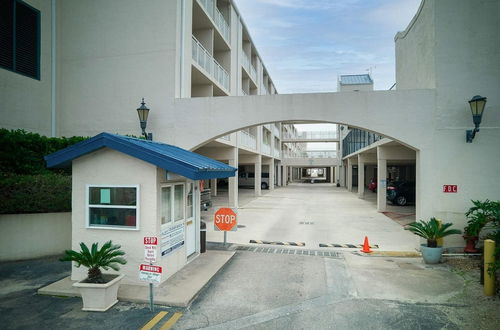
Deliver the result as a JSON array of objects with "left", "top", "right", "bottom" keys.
[{"left": 440, "top": 256, "right": 500, "bottom": 330}]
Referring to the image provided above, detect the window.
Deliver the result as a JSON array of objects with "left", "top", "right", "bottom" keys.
[
  {"left": 161, "top": 183, "right": 185, "bottom": 226},
  {"left": 86, "top": 185, "right": 139, "bottom": 230},
  {"left": 186, "top": 183, "right": 193, "bottom": 219},
  {"left": 0, "top": 0, "right": 40, "bottom": 79}
]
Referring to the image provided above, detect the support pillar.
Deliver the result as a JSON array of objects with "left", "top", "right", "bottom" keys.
[
  {"left": 339, "top": 163, "right": 346, "bottom": 187},
  {"left": 269, "top": 159, "right": 275, "bottom": 190},
  {"left": 228, "top": 147, "right": 238, "bottom": 208},
  {"left": 358, "top": 155, "right": 365, "bottom": 199},
  {"left": 283, "top": 166, "right": 288, "bottom": 186},
  {"left": 277, "top": 163, "right": 282, "bottom": 186},
  {"left": 335, "top": 165, "right": 340, "bottom": 185},
  {"left": 330, "top": 166, "right": 334, "bottom": 183},
  {"left": 210, "top": 179, "right": 217, "bottom": 197},
  {"left": 377, "top": 147, "right": 387, "bottom": 212},
  {"left": 254, "top": 155, "right": 262, "bottom": 196},
  {"left": 347, "top": 158, "right": 353, "bottom": 192}
]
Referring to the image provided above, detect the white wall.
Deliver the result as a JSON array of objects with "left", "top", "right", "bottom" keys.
[
  {"left": 0, "top": 0, "right": 53, "bottom": 136},
  {"left": 0, "top": 212, "right": 71, "bottom": 261},
  {"left": 56, "top": 0, "right": 180, "bottom": 139}
]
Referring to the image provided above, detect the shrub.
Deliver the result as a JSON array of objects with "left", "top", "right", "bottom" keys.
[
  {"left": 0, "top": 128, "right": 87, "bottom": 175},
  {"left": 0, "top": 173, "right": 71, "bottom": 214}
]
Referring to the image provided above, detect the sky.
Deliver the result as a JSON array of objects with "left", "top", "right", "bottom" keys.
[{"left": 234, "top": 0, "right": 422, "bottom": 94}]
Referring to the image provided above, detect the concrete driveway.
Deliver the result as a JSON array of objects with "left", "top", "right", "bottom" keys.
[{"left": 204, "top": 184, "right": 418, "bottom": 251}]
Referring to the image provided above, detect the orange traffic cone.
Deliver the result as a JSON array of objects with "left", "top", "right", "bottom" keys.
[{"left": 361, "top": 236, "right": 372, "bottom": 253}]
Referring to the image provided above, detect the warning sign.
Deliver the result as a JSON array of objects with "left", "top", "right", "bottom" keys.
[
  {"left": 214, "top": 208, "right": 237, "bottom": 231},
  {"left": 139, "top": 264, "right": 162, "bottom": 284}
]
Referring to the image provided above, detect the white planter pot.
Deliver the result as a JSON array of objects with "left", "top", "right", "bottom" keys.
[{"left": 73, "top": 274, "right": 124, "bottom": 312}]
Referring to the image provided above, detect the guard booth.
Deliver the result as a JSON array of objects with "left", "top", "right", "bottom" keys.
[{"left": 45, "top": 133, "right": 236, "bottom": 286}]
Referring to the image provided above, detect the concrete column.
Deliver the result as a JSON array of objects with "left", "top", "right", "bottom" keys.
[
  {"left": 228, "top": 147, "right": 238, "bottom": 208},
  {"left": 210, "top": 179, "right": 217, "bottom": 197},
  {"left": 330, "top": 166, "right": 334, "bottom": 183},
  {"left": 347, "top": 158, "right": 353, "bottom": 192},
  {"left": 283, "top": 166, "right": 288, "bottom": 186},
  {"left": 269, "top": 159, "right": 275, "bottom": 190},
  {"left": 277, "top": 164, "right": 282, "bottom": 186},
  {"left": 357, "top": 155, "right": 365, "bottom": 199},
  {"left": 254, "top": 155, "right": 262, "bottom": 196},
  {"left": 377, "top": 147, "right": 387, "bottom": 212},
  {"left": 339, "top": 163, "right": 346, "bottom": 187},
  {"left": 335, "top": 165, "right": 340, "bottom": 185}
]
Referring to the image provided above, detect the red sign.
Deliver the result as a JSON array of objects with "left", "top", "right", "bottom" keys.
[
  {"left": 214, "top": 208, "right": 237, "bottom": 231},
  {"left": 140, "top": 264, "right": 162, "bottom": 273},
  {"left": 443, "top": 185, "right": 458, "bottom": 193},
  {"left": 144, "top": 237, "right": 158, "bottom": 245}
]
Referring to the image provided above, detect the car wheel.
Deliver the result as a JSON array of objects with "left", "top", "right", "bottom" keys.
[
  {"left": 396, "top": 195, "right": 407, "bottom": 206},
  {"left": 261, "top": 182, "right": 268, "bottom": 190}
]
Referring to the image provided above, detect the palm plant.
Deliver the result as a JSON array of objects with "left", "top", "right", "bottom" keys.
[
  {"left": 406, "top": 217, "right": 461, "bottom": 247},
  {"left": 61, "top": 241, "right": 127, "bottom": 283}
]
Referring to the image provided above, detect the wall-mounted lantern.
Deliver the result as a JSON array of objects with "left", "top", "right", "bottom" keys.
[
  {"left": 466, "top": 95, "right": 487, "bottom": 143},
  {"left": 136, "top": 98, "right": 152, "bottom": 141}
]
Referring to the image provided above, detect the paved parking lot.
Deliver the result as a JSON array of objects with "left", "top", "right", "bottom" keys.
[
  {"left": 0, "top": 257, "right": 182, "bottom": 329},
  {"left": 203, "top": 184, "right": 418, "bottom": 251}
]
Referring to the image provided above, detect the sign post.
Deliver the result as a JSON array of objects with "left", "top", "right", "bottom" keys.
[
  {"left": 214, "top": 208, "right": 237, "bottom": 247},
  {"left": 142, "top": 237, "right": 159, "bottom": 311}
]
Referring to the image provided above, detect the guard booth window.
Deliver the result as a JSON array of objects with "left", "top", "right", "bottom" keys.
[
  {"left": 0, "top": 0, "right": 40, "bottom": 79},
  {"left": 161, "top": 184, "right": 185, "bottom": 226},
  {"left": 87, "top": 185, "right": 139, "bottom": 229}
]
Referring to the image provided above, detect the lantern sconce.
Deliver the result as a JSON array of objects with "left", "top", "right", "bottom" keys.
[{"left": 466, "top": 95, "right": 487, "bottom": 143}]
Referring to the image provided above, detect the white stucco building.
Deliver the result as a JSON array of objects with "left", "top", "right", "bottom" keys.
[{"left": 1, "top": 0, "right": 499, "bottom": 251}]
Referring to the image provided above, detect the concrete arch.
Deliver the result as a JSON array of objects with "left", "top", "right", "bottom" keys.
[{"left": 154, "top": 89, "right": 436, "bottom": 152}]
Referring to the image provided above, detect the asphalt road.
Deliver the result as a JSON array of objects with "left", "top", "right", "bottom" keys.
[{"left": 1, "top": 251, "right": 497, "bottom": 329}]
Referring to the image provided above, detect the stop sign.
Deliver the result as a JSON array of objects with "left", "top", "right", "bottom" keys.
[{"left": 214, "top": 208, "right": 237, "bottom": 231}]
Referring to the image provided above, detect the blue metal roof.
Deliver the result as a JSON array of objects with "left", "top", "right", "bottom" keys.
[
  {"left": 44, "top": 133, "right": 237, "bottom": 180},
  {"left": 339, "top": 74, "right": 373, "bottom": 85}
]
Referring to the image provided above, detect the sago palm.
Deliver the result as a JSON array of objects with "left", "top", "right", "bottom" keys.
[
  {"left": 61, "top": 240, "right": 127, "bottom": 283},
  {"left": 406, "top": 217, "right": 461, "bottom": 247}
]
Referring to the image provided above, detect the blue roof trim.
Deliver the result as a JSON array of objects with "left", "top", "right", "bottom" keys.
[{"left": 44, "top": 133, "right": 236, "bottom": 180}]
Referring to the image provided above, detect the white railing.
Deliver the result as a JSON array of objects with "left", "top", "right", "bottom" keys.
[
  {"left": 220, "top": 134, "right": 230, "bottom": 141},
  {"left": 198, "top": 0, "right": 230, "bottom": 42},
  {"left": 241, "top": 89, "right": 248, "bottom": 95},
  {"left": 285, "top": 151, "right": 338, "bottom": 159},
  {"left": 274, "top": 148, "right": 280, "bottom": 158},
  {"left": 272, "top": 124, "right": 280, "bottom": 137},
  {"left": 242, "top": 52, "right": 257, "bottom": 82},
  {"left": 261, "top": 143, "right": 271, "bottom": 155},
  {"left": 192, "top": 36, "right": 229, "bottom": 91},
  {"left": 296, "top": 131, "right": 338, "bottom": 139},
  {"left": 238, "top": 130, "right": 256, "bottom": 150}
]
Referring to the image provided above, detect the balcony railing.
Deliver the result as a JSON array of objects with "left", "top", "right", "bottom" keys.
[
  {"left": 242, "top": 52, "right": 257, "bottom": 82},
  {"left": 192, "top": 36, "right": 229, "bottom": 91},
  {"left": 238, "top": 130, "right": 256, "bottom": 150},
  {"left": 261, "top": 143, "right": 271, "bottom": 155},
  {"left": 198, "top": 0, "right": 230, "bottom": 42},
  {"left": 220, "top": 134, "right": 230, "bottom": 141},
  {"left": 284, "top": 151, "right": 338, "bottom": 159},
  {"left": 273, "top": 147, "right": 281, "bottom": 158},
  {"left": 272, "top": 124, "right": 280, "bottom": 138},
  {"left": 285, "top": 131, "right": 339, "bottom": 140},
  {"left": 241, "top": 89, "right": 248, "bottom": 95}
]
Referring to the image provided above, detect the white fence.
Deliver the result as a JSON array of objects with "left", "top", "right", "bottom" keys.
[
  {"left": 238, "top": 130, "right": 257, "bottom": 150},
  {"left": 192, "top": 36, "right": 229, "bottom": 90}
]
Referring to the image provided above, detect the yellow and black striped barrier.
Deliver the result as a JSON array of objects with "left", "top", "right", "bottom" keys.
[
  {"left": 319, "top": 243, "right": 379, "bottom": 249},
  {"left": 250, "top": 240, "right": 305, "bottom": 247}
]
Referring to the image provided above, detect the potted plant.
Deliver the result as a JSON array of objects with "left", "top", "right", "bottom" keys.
[
  {"left": 463, "top": 200, "right": 499, "bottom": 253},
  {"left": 406, "top": 218, "right": 461, "bottom": 264},
  {"left": 61, "top": 240, "right": 127, "bottom": 311}
]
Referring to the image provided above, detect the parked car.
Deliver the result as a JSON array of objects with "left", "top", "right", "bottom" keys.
[
  {"left": 386, "top": 181, "right": 415, "bottom": 206},
  {"left": 239, "top": 172, "right": 269, "bottom": 189},
  {"left": 368, "top": 178, "right": 377, "bottom": 192}
]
